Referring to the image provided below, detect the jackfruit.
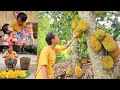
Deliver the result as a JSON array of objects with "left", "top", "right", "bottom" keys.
[
  {"left": 94, "top": 11, "right": 106, "bottom": 17},
  {"left": 75, "top": 24, "right": 83, "bottom": 32},
  {"left": 66, "top": 67, "right": 72, "bottom": 75},
  {"left": 102, "top": 56, "right": 113, "bottom": 70},
  {"left": 71, "top": 17, "right": 79, "bottom": 30},
  {"left": 74, "top": 65, "right": 82, "bottom": 78},
  {"left": 78, "top": 20, "right": 90, "bottom": 32},
  {"left": 89, "top": 35, "right": 102, "bottom": 52},
  {"left": 81, "top": 58, "right": 88, "bottom": 64},
  {"left": 74, "top": 29, "right": 83, "bottom": 38},
  {"left": 102, "top": 36, "right": 117, "bottom": 52},
  {"left": 110, "top": 43, "right": 120, "bottom": 58},
  {"left": 67, "top": 48, "right": 72, "bottom": 54},
  {"left": 95, "top": 29, "right": 105, "bottom": 40}
]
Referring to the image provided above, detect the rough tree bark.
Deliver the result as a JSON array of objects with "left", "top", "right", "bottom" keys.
[
  {"left": 78, "top": 11, "right": 113, "bottom": 79},
  {"left": 72, "top": 39, "right": 79, "bottom": 67}
]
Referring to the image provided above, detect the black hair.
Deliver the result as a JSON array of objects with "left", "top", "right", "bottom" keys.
[
  {"left": 1, "top": 24, "right": 9, "bottom": 34},
  {"left": 45, "top": 32, "right": 55, "bottom": 45},
  {"left": 17, "top": 12, "right": 27, "bottom": 22}
]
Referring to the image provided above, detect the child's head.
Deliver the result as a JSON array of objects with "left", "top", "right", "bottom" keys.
[
  {"left": 17, "top": 12, "right": 27, "bottom": 26},
  {"left": 25, "top": 22, "right": 33, "bottom": 31},
  {"left": 2, "top": 24, "right": 14, "bottom": 34}
]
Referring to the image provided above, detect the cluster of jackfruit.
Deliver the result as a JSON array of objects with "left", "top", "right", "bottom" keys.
[
  {"left": 90, "top": 29, "right": 119, "bottom": 54},
  {"left": 94, "top": 11, "right": 106, "bottom": 17},
  {"left": 102, "top": 56, "right": 114, "bottom": 70},
  {"left": 71, "top": 17, "right": 90, "bottom": 38},
  {"left": 90, "top": 29, "right": 120, "bottom": 70}
]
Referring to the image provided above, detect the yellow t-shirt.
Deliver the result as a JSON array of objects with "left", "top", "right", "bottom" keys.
[
  {"left": 11, "top": 20, "right": 26, "bottom": 33},
  {"left": 36, "top": 46, "right": 62, "bottom": 79},
  {"left": 11, "top": 20, "right": 33, "bottom": 33},
  {"left": 4, "top": 51, "right": 17, "bottom": 59}
]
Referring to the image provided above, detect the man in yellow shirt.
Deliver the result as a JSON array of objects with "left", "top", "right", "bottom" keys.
[
  {"left": 11, "top": 12, "right": 27, "bottom": 33},
  {"left": 3, "top": 46, "right": 19, "bottom": 71},
  {"left": 35, "top": 32, "right": 77, "bottom": 79},
  {"left": 11, "top": 12, "right": 33, "bottom": 34}
]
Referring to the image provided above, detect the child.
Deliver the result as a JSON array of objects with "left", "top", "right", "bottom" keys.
[
  {"left": 15, "top": 22, "right": 35, "bottom": 45},
  {"left": 1, "top": 24, "right": 17, "bottom": 45}
]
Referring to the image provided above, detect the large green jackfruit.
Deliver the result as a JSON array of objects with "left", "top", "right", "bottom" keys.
[
  {"left": 102, "top": 56, "right": 113, "bottom": 70},
  {"left": 89, "top": 34, "right": 102, "bottom": 52},
  {"left": 78, "top": 20, "right": 90, "bottom": 32},
  {"left": 102, "top": 36, "right": 117, "bottom": 52},
  {"left": 95, "top": 29, "right": 105, "bottom": 40}
]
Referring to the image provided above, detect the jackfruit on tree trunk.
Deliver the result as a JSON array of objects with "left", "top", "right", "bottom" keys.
[
  {"left": 102, "top": 36, "right": 117, "bottom": 52},
  {"left": 102, "top": 56, "right": 114, "bottom": 70},
  {"left": 78, "top": 19, "right": 90, "bottom": 32},
  {"left": 95, "top": 29, "right": 105, "bottom": 40},
  {"left": 110, "top": 43, "right": 120, "bottom": 58},
  {"left": 89, "top": 33, "right": 102, "bottom": 52}
]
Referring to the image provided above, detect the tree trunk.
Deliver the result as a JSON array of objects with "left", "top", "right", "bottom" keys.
[
  {"left": 72, "top": 39, "right": 79, "bottom": 73},
  {"left": 78, "top": 11, "right": 113, "bottom": 79}
]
